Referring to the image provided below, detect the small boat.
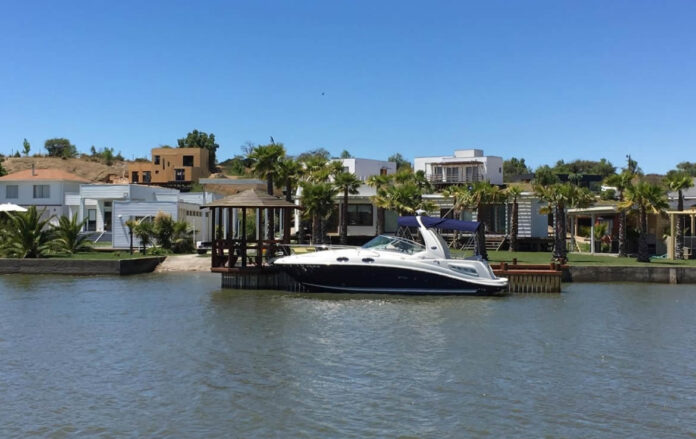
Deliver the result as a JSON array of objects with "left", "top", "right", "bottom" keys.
[{"left": 273, "top": 215, "right": 508, "bottom": 295}]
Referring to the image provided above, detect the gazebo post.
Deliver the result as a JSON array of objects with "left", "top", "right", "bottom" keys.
[
  {"left": 211, "top": 207, "right": 217, "bottom": 267},
  {"left": 227, "top": 206, "right": 233, "bottom": 268},
  {"left": 241, "top": 208, "right": 247, "bottom": 268}
]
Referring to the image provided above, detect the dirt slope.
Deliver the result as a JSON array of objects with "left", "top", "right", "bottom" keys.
[{"left": 3, "top": 157, "right": 129, "bottom": 182}]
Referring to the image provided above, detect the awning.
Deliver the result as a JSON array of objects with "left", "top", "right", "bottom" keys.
[{"left": 398, "top": 216, "right": 481, "bottom": 232}]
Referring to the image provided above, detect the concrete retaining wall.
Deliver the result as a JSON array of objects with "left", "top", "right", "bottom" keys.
[
  {"left": 0, "top": 257, "right": 165, "bottom": 275},
  {"left": 566, "top": 266, "right": 696, "bottom": 284}
]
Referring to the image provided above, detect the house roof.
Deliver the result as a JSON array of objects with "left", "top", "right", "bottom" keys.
[
  {"left": 0, "top": 168, "right": 91, "bottom": 183},
  {"left": 204, "top": 189, "right": 300, "bottom": 209}
]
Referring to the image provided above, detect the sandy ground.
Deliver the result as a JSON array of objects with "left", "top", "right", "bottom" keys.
[{"left": 155, "top": 254, "right": 212, "bottom": 272}]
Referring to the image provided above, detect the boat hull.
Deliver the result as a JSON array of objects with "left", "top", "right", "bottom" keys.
[{"left": 277, "top": 263, "right": 508, "bottom": 295}]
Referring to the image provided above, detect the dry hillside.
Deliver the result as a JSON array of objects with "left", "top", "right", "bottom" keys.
[{"left": 3, "top": 157, "right": 129, "bottom": 183}]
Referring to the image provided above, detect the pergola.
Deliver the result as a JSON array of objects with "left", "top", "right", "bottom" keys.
[
  {"left": 666, "top": 208, "right": 696, "bottom": 259},
  {"left": 203, "top": 189, "right": 301, "bottom": 271}
]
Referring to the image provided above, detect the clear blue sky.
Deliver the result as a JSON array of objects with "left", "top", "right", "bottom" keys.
[{"left": 2, "top": 0, "right": 695, "bottom": 174}]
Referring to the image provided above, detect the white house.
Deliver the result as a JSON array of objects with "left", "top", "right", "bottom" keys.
[
  {"left": 413, "top": 149, "right": 504, "bottom": 186},
  {"left": 0, "top": 168, "right": 91, "bottom": 225},
  {"left": 333, "top": 158, "right": 397, "bottom": 181},
  {"left": 64, "top": 184, "right": 220, "bottom": 248}
]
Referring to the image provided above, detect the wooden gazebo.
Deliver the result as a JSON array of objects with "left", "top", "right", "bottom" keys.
[{"left": 203, "top": 189, "right": 301, "bottom": 272}]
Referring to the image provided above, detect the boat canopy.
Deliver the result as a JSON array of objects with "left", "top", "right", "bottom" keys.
[{"left": 397, "top": 216, "right": 481, "bottom": 232}]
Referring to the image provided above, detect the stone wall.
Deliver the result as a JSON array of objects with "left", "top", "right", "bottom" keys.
[
  {"left": 566, "top": 266, "right": 696, "bottom": 284},
  {"left": 0, "top": 257, "right": 165, "bottom": 275}
]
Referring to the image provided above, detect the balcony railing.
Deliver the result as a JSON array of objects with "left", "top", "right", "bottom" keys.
[{"left": 426, "top": 174, "right": 483, "bottom": 184}]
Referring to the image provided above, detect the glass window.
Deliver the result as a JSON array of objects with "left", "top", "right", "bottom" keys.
[
  {"left": 86, "top": 208, "right": 97, "bottom": 232},
  {"left": 346, "top": 204, "right": 373, "bottom": 226},
  {"left": 446, "top": 167, "right": 459, "bottom": 181},
  {"left": 154, "top": 155, "right": 160, "bottom": 165},
  {"left": 6, "top": 185, "right": 18, "bottom": 199},
  {"left": 175, "top": 169, "right": 185, "bottom": 181},
  {"left": 131, "top": 171, "right": 139, "bottom": 183},
  {"left": 33, "top": 185, "right": 50, "bottom": 199},
  {"left": 143, "top": 171, "right": 151, "bottom": 183},
  {"left": 183, "top": 155, "right": 194, "bottom": 166},
  {"left": 380, "top": 167, "right": 388, "bottom": 176}
]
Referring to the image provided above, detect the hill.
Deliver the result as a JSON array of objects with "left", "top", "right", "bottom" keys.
[{"left": 3, "top": 157, "right": 129, "bottom": 183}]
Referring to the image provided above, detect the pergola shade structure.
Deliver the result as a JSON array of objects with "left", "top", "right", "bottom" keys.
[
  {"left": 203, "top": 189, "right": 301, "bottom": 271},
  {"left": 666, "top": 208, "right": 696, "bottom": 259}
]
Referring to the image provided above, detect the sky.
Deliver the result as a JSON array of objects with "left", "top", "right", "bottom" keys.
[{"left": 1, "top": 0, "right": 695, "bottom": 174}]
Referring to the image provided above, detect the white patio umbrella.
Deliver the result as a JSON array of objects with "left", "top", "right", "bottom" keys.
[{"left": 0, "top": 203, "right": 28, "bottom": 212}]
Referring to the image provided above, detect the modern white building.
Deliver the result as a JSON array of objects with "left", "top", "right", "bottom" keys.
[
  {"left": 333, "top": 158, "right": 397, "bottom": 181},
  {"left": 413, "top": 149, "right": 504, "bottom": 186},
  {"left": 0, "top": 168, "right": 91, "bottom": 225}
]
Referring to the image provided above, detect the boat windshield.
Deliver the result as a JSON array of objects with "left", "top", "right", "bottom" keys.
[{"left": 361, "top": 235, "right": 424, "bottom": 254}]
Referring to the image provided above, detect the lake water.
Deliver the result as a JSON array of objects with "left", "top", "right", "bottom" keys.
[{"left": 1, "top": 273, "right": 695, "bottom": 438}]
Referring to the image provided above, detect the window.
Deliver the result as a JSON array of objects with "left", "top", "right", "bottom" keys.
[
  {"left": 183, "top": 155, "right": 194, "bottom": 166},
  {"left": 154, "top": 155, "right": 160, "bottom": 165},
  {"left": 33, "top": 185, "right": 50, "bottom": 199},
  {"left": 346, "top": 204, "right": 373, "bottom": 226},
  {"left": 131, "top": 171, "right": 139, "bottom": 183},
  {"left": 175, "top": 169, "right": 185, "bottom": 181},
  {"left": 6, "top": 185, "right": 18, "bottom": 199},
  {"left": 143, "top": 171, "right": 151, "bottom": 183},
  {"left": 86, "top": 208, "right": 97, "bottom": 232},
  {"left": 432, "top": 166, "right": 443, "bottom": 181},
  {"left": 380, "top": 167, "right": 388, "bottom": 176},
  {"left": 446, "top": 167, "right": 459, "bottom": 182}
]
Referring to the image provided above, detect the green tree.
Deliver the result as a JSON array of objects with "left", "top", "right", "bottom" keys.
[
  {"left": 339, "top": 150, "right": 353, "bottom": 159},
  {"left": 334, "top": 171, "right": 361, "bottom": 245},
  {"left": 274, "top": 157, "right": 303, "bottom": 241},
  {"left": 664, "top": 172, "right": 694, "bottom": 259},
  {"left": 249, "top": 142, "right": 286, "bottom": 240},
  {"left": 1, "top": 207, "right": 54, "bottom": 258},
  {"left": 153, "top": 212, "right": 175, "bottom": 250},
  {"left": 0, "top": 156, "right": 6, "bottom": 177},
  {"left": 605, "top": 171, "right": 636, "bottom": 257},
  {"left": 44, "top": 138, "right": 77, "bottom": 158},
  {"left": 296, "top": 148, "right": 331, "bottom": 162},
  {"left": 505, "top": 185, "right": 524, "bottom": 252},
  {"left": 503, "top": 158, "right": 532, "bottom": 182},
  {"left": 52, "top": 213, "right": 91, "bottom": 254},
  {"left": 300, "top": 182, "right": 338, "bottom": 244},
  {"left": 619, "top": 181, "right": 668, "bottom": 263},
  {"left": 387, "top": 153, "right": 410, "bottom": 170},
  {"left": 367, "top": 174, "right": 392, "bottom": 235},
  {"left": 172, "top": 220, "right": 193, "bottom": 253},
  {"left": 22, "top": 138, "right": 31, "bottom": 156},
  {"left": 125, "top": 219, "right": 137, "bottom": 254},
  {"left": 177, "top": 129, "right": 219, "bottom": 172},
  {"left": 534, "top": 165, "right": 560, "bottom": 186},
  {"left": 134, "top": 220, "right": 155, "bottom": 254},
  {"left": 675, "top": 161, "right": 696, "bottom": 177}
]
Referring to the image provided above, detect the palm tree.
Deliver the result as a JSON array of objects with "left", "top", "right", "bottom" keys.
[
  {"left": 604, "top": 171, "right": 635, "bottom": 257},
  {"left": 505, "top": 185, "right": 523, "bottom": 252},
  {"left": 2, "top": 206, "right": 54, "bottom": 258},
  {"left": 535, "top": 183, "right": 565, "bottom": 261},
  {"left": 134, "top": 220, "right": 155, "bottom": 254},
  {"left": 563, "top": 184, "right": 595, "bottom": 253},
  {"left": 172, "top": 220, "right": 193, "bottom": 253},
  {"left": 125, "top": 219, "right": 137, "bottom": 254},
  {"left": 52, "top": 213, "right": 92, "bottom": 254},
  {"left": 300, "top": 181, "right": 338, "bottom": 244},
  {"left": 619, "top": 181, "right": 669, "bottom": 262},
  {"left": 664, "top": 172, "right": 694, "bottom": 259},
  {"left": 274, "top": 157, "right": 304, "bottom": 242},
  {"left": 249, "top": 142, "right": 286, "bottom": 240},
  {"left": 367, "top": 174, "right": 392, "bottom": 235},
  {"left": 334, "top": 171, "right": 361, "bottom": 245}
]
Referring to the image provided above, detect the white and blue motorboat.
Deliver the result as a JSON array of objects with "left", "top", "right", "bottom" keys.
[{"left": 273, "top": 215, "right": 508, "bottom": 295}]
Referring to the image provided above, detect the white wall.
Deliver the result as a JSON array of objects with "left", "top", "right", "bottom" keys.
[
  {"left": 112, "top": 201, "right": 178, "bottom": 248},
  {"left": 334, "top": 158, "right": 397, "bottom": 181}
]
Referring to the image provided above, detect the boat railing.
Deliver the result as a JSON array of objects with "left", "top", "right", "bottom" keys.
[{"left": 276, "top": 243, "right": 357, "bottom": 255}]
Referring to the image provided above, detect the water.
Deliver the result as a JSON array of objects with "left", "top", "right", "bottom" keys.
[{"left": 1, "top": 274, "right": 696, "bottom": 438}]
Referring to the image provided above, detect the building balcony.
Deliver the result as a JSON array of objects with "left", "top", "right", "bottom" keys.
[{"left": 427, "top": 174, "right": 484, "bottom": 185}]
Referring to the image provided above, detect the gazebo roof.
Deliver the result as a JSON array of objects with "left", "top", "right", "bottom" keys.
[{"left": 203, "top": 189, "right": 300, "bottom": 209}]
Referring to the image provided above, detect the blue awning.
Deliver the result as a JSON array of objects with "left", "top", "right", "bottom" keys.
[{"left": 397, "top": 216, "right": 481, "bottom": 232}]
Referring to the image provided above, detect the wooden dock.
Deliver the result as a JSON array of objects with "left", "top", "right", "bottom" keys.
[{"left": 490, "top": 262, "right": 564, "bottom": 293}]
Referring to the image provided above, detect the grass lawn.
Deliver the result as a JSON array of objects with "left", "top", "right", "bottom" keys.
[
  {"left": 452, "top": 250, "right": 696, "bottom": 267},
  {"left": 50, "top": 251, "right": 157, "bottom": 260}
]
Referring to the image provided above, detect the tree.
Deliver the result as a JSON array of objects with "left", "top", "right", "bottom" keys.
[
  {"left": 552, "top": 158, "right": 616, "bottom": 179},
  {"left": 675, "top": 161, "right": 696, "bottom": 177},
  {"left": 44, "top": 138, "right": 77, "bottom": 158},
  {"left": 0, "top": 156, "right": 6, "bottom": 177},
  {"left": 387, "top": 153, "right": 410, "bottom": 170},
  {"left": 172, "top": 220, "right": 193, "bottom": 253},
  {"left": 334, "top": 171, "right": 361, "bottom": 245},
  {"left": 52, "top": 213, "right": 91, "bottom": 254},
  {"left": 619, "top": 181, "right": 668, "bottom": 263},
  {"left": 367, "top": 174, "right": 392, "bottom": 235},
  {"left": 1, "top": 207, "right": 54, "bottom": 258},
  {"left": 22, "top": 138, "right": 31, "bottom": 156},
  {"left": 296, "top": 148, "right": 331, "bottom": 162},
  {"left": 505, "top": 185, "right": 523, "bottom": 251},
  {"left": 300, "top": 182, "right": 337, "bottom": 244},
  {"left": 339, "top": 150, "right": 353, "bottom": 159},
  {"left": 249, "top": 142, "right": 286, "bottom": 240},
  {"left": 503, "top": 158, "right": 532, "bottom": 182},
  {"left": 534, "top": 165, "right": 560, "bottom": 186},
  {"left": 153, "top": 212, "right": 175, "bottom": 250},
  {"left": 372, "top": 168, "right": 435, "bottom": 218},
  {"left": 605, "top": 171, "right": 635, "bottom": 257},
  {"left": 664, "top": 172, "right": 694, "bottom": 259},
  {"left": 274, "top": 157, "right": 303, "bottom": 241},
  {"left": 133, "top": 220, "right": 155, "bottom": 254},
  {"left": 125, "top": 219, "right": 136, "bottom": 254},
  {"left": 177, "top": 129, "right": 219, "bottom": 172}
]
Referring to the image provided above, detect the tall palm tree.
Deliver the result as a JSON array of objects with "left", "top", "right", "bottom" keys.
[
  {"left": 619, "top": 181, "right": 669, "bottom": 262},
  {"left": 334, "top": 171, "right": 361, "bottom": 245},
  {"left": 249, "top": 142, "right": 286, "bottom": 240},
  {"left": 2, "top": 206, "right": 54, "bottom": 258},
  {"left": 605, "top": 171, "right": 635, "bottom": 257},
  {"left": 505, "top": 185, "right": 523, "bottom": 252},
  {"left": 274, "top": 157, "right": 304, "bottom": 242},
  {"left": 367, "top": 174, "right": 392, "bottom": 235},
  {"left": 52, "top": 213, "right": 92, "bottom": 254},
  {"left": 535, "top": 183, "right": 565, "bottom": 260},
  {"left": 562, "top": 184, "right": 595, "bottom": 253},
  {"left": 300, "top": 181, "right": 338, "bottom": 244},
  {"left": 664, "top": 172, "right": 694, "bottom": 259}
]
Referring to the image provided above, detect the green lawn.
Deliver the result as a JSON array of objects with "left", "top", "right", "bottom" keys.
[
  {"left": 452, "top": 250, "right": 696, "bottom": 267},
  {"left": 50, "top": 251, "right": 155, "bottom": 260}
]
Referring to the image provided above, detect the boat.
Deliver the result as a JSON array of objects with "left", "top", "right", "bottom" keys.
[{"left": 273, "top": 215, "right": 508, "bottom": 295}]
